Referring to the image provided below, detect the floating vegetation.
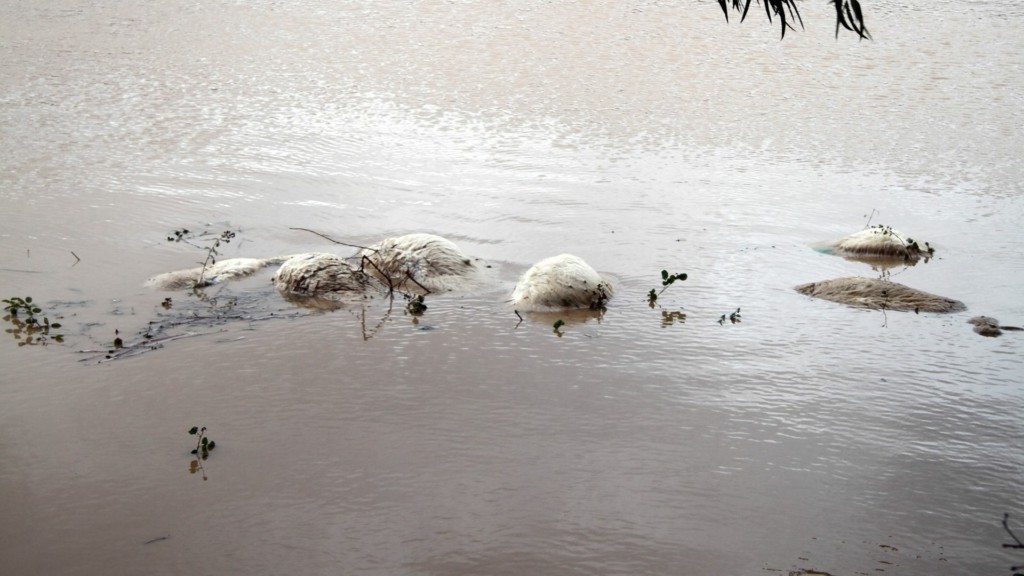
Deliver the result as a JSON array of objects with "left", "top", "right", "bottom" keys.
[
  {"left": 188, "top": 426, "right": 216, "bottom": 459},
  {"left": 648, "top": 270, "right": 687, "bottom": 307},
  {"left": 405, "top": 294, "right": 428, "bottom": 315},
  {"left": 164, "top": 228, "right": 240, "bottom": 290},
  {"left": 2, "top": 296, "right": 63, "bottom": 346},
  {"left": 718, "top": 308, "right": 742, "bottom": 325}
]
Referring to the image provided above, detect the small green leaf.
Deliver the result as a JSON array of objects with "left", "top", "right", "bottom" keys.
[
  {"left": 25, "top": 297, "right": 33, "bottom": 304},
  {"left": 553, "top": 319, "right": 565, "bottom": 330},
  {"left": 51, "top": 323, "right": 61, "bottom": 329},
  {"left": 189, "top": 426, "right": 199, "bottom": 435},
  {"left": 661, "top": 270, "right": 668, "bottom": 280},
  {"left": 207, "top": 441, "right": 216, "bottom": 450}
]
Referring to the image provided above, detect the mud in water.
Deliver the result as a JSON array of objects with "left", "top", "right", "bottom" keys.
[{"left": 2, "top": 1, "right": 1023, "bottom": 575}]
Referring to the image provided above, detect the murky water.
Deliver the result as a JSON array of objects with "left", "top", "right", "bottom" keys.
[{"left": 2, "top": 1, "right": 1023, "bottom": 574}]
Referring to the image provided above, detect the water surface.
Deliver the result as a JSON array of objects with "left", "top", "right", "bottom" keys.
[{"left": 1, "top": 1, "right": 1023, "bottom": 574}]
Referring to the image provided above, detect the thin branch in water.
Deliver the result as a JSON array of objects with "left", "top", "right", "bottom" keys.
[
  {"left": 880, "top": 291, "right": 889, "bottom": 328},
  {"left": 863, "top": 208, "right": 879, "bottom": 229},
  {"left": 359, "top": 300, "right": 394, "bottom": 341},
  {"left": 78, "top": 331, "right": 208, "bottom": 363},
  {"left": 399, "top": 270, "right": 432, "bottom": 295},
  {"left": 361, "top": 255, "right": 394, "bottom": 294},
  {"left": 70, "top": 251, "right": 81, "bottom": 265},
  {"left": 1003, "top": 513, "right": 1024, "bottom": 549},
  {"left": 289, "top": 227, "right": 377, "bottom": 252}
]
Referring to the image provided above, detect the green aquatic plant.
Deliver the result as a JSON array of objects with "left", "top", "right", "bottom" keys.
[
  {"left": 198, "top": 231, "right": 236, "bottom": 288},
  {"left": 869, "top": 224, "right": 934, "bottom": 258},
  {"left": 188, "top": 426, "right": 216, "bottom": 460},
  {"left": 405, "top": 294, "right": 428, "bottom": 315},
  {"left": 718, "top": 308, "right": 742, "bottom": 325},
  {"left": 553, "top": 319, "right": 566, "bottom": 337},
  {"left": 649, "top": 270, "right": 688, "bottom": 306},
  {"left": 2, "top": 296, "right": 63, "bottom": 346},
  {"left": 166, "top": 228, "right": 238, "bottom": 290}
]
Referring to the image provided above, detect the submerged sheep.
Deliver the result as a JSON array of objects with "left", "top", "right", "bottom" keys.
[
  {"left": 967, "top": 316, "right": 1023, "bottom": 338},
  {"left": 795, "top": 277, "right": 965, "bottom": 313},
  {"left": 272, "top": 252, "right": 376, "bottom": 300},
  {"left": 147, "top": 233, "right": 481, "bottom": 302},
  {"left": 512, "top": 254, "right": 613, "bottom": 311},
  {"left": 822, "top": 225, "right": 934, "bottom": 263},
  {"left": 356, "top": 233, "right": 476, "bottom": 293},
  {"left": 145, "top": 256, "right": 293, "bottom": 290}
]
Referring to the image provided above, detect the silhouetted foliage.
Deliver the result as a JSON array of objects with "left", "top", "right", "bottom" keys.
[{"left": 718, "top": 0, "right": 870, "bottom": 40}]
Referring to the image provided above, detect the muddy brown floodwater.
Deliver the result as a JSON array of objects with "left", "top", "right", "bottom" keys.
[{"left": 2, "top": 1, "right": 1023, "bottom": 574}]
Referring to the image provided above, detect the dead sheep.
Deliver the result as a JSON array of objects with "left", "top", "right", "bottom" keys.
[
  {"left": 272, "top": 252, "right": 376, "bottom": 300},
  {"left": 512, "top": 254, "right": 614, "bottom": 311},
  {"left": 823, "top": 226, "right": 934, "bottom": 263},
  {"left": 147, "top": 233, "right": 480, "bottom": 300},
  {"left": 356, "top": 233, "right": 475, "bottom": 293},
  {"left": 145, "top": 256, "right": 293, "bottom": 290},
  {"left": 794, "top": 277, "right": 965, "bottom": 313},
  {"left": 967, "top": 316, "right": 1024, "bottom": 337}
]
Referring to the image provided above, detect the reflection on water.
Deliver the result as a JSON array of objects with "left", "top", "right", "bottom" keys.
[{"left": 1, "top": 0, "right": 1023, "bottom": 574}]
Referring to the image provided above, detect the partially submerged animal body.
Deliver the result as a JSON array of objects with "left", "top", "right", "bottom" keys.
[
  {"left": 272, "top": 252, "right": 378, "bottom": 303},
  {"left": 512, "top": 254, "right": 614, "bottom": 311},
  {"left": 820, "top": 226, "right": 934, "bottom": 264},
  {"left": 356, "top": 233, "right": 477, "bottom": 293},
  {"left": 967, "top": 316, "right": 1024, "bottom": 338},
  {"left": 794, "top": 277, "right": 966, "bottom": 313},
  {"left": 145, "top": 256, "right": 294, "bottom": 290},
  {"left": 146, "top": 233, "right": 486, "bottom": 304}
]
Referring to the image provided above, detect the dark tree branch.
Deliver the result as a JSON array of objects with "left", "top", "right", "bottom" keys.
[
  {"left": 719, "top": 0, "right": 870, "bottom": 40},
  {"left": 289, "top": 227, "right": 377, "bottom": 252}
]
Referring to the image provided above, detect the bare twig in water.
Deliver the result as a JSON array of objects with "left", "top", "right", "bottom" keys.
[
  {"left": 357, "top": 254, "right": 432, "bottom": 296},
  {"left": 78, "top": 331, "right": 208, "bottom": 363},
  {"left": 863, "top": 208, "right": 878, "bottom": 228},
  {"left": 361, "top": 254, "right": 394, "bottom": 293},
  {"left": 70, "top": 251, "right": 81, "bottom": 265},
  {"left": 1004, "top": 513, "right": 1024, "bottom": 549},
  {"left": 289, "top": 227, "right": 377, "bottom": 252},
  {"left": 1003, "top": 513, "right": 1024, "bottom": 572},
  {"left": 359, "top": 300, "right": 394, "bottom": 341},
  {"left": 398, "top": 269, "right": 431, "bottom": 295},
  {"left": 77, "top": 311, "right": 303, "bottom": 363}
]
